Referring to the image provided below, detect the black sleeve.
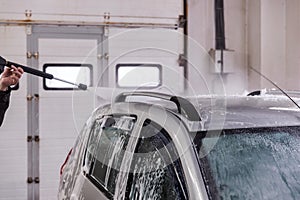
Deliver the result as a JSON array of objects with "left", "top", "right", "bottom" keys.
[{"left": 0, "top": 87, "right": 11, "bottom": 127}]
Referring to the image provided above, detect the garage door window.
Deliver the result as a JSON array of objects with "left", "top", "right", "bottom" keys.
[
  {"left": 43, "top": 63, "right": 93, "bottom": 90},
  {"left": 116, "top": 63, "right": 162, "bottom": 88}
]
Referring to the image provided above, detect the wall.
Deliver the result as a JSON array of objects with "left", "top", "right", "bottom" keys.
[
  {"left": 189, "top": 0, "right": 300, "bottom": 94},
  {"left": 1, "top": 1, "right": 299, "bottom": 93},
  {"left": 286, "top": 0, "right": 300, "bottom": 90},
  {"left": 247, "top": 0, "right": 300, "bottom": 92},
  {"left": 261, "top": 0, "right": 286, "bottom": 89},
  {"left": 247, "top": 0, "right": 261, "bottom": 91},
  {"left": 188, "top": 0, "right": 247, "bottom": 95}
]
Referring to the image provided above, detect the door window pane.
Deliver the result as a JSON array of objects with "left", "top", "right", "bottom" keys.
[
  {"left": 127, "top": 119, "right": 187, "bottom": 200},
  {"left": 84, "top": 116, "right": 136, "bottom": 196}
]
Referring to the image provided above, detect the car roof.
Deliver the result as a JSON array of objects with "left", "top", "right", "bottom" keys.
[
  {"left": 93, "top": 92, "right": 300, "bottom": 131},
  {"left": 190, "top": 95, "right": 300, "bottom": 130}
]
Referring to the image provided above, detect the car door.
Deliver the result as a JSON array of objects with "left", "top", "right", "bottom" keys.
[{"left": 125, "top": 119, "right": 188, "bottom": 200}]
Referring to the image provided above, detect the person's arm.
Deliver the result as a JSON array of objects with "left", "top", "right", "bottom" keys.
[
  {"left": 0, "top": 65, "right": 24, "bottom": 126},
  {"left": 0, "top": 87, "right": 11, "bottom": 126}
]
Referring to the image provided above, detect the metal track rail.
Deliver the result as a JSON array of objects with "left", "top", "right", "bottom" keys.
[{"left": 0, "top": 19, "right": 178, "bottom": 29}]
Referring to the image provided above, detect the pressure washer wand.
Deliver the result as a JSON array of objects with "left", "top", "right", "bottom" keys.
[
  {"left": 53, "top": 77, "right": 87, "bottom": 90},
  {"left": 0, "top": 56, "right": 87, "bottom": 90}
]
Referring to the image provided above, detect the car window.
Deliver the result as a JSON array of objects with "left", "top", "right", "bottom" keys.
[
  {"left": 83, "top": 116, "right": 136, "bottom": 197},
  {"left": 196, "top": 126, "right": 300, "bottom": 200},
  {"left": 126, "top": 119, "right": 188, "bottom": 200}
]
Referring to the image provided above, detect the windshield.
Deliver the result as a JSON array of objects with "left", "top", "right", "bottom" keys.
[{"left": 196, "top": 126, "right": 300, "bottom": 200}]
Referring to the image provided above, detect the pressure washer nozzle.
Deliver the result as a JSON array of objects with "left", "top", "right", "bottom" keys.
[{"left": 78, "top": 83, "right": 88, "bottom": 90}]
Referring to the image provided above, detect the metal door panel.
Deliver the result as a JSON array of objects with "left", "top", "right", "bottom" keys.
[{"left": 28, "top": 26, "right": 104, "bottom": 200}]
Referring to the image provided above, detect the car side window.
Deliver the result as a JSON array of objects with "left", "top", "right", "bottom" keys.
[
  {"left": 126, "top": 119, "right": 188, "bottom": 200},
  {"left": 83, "top": 116, "right": 136, "bottom": 198}
]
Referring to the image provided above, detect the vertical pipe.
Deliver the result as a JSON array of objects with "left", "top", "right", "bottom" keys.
[
  {"left": 215, "top": 0, "right": 226, "bottom": 74},
  {"left": 183, "top": 0, "right": 188, "bottom": 89},
  {"left": 215, "top": 0, "right": 226, "bottom": 50}
]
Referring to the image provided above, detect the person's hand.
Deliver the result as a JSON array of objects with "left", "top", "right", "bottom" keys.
[{"left": 0, "top": 65, "right": 24, "bottom": 91}]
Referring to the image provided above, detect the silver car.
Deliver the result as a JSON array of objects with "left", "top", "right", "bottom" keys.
[{"left": 58, "top": 91, "right": 300, "bottom": 200}]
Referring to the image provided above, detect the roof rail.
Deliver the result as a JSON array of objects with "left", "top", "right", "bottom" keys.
[{"left": 114, "top": 91, "right": 201, "bottom": 121}]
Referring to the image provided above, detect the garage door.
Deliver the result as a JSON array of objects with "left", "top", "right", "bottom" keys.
[{"left": 27, "top": 25, "right": 104, "bottom": 200}]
